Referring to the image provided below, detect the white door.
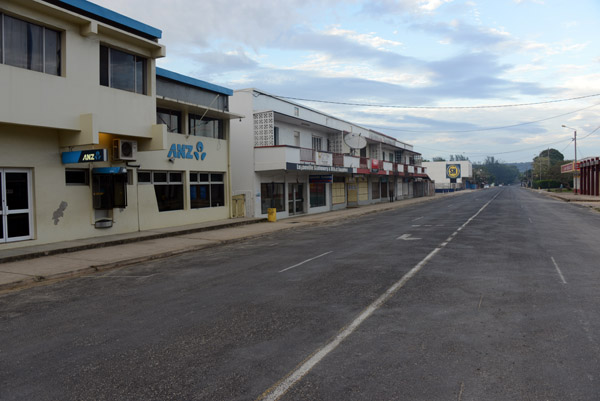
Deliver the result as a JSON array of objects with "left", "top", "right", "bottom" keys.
[{"left": 1, "top": 169, "right": 33, "bottom": 242}]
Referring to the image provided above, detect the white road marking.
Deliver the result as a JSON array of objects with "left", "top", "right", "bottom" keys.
[
  {"left": 397, "top": 234, "right": 421, "bottom": 241},
  {"left": 411, "top": 225, "right": 421, "bottom": 227},
  {"left": 258, "top": 193, "right": 499, "bottom": 401},
  {"left": 528, "top": 218, "right": 533, "bottom": 224},
  {"left": 279, "top": 251, "right": 333, "bottom": 273},
  {"left": 551, "top": 256, "right": 567, "bottom": 284},
  {"left": 412, "top": 216, "right": 424, "bottom": 221},
  {"left": 87, "top": 274, "right": 160, "bottom": 279}
]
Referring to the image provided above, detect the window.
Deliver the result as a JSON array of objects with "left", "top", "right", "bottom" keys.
[
  {"left": 100, "top": 45, "right": 146, "bottom": 94},
  {"left": 92, "top": 172, "right": 127, "bottom": 210},
  {"left": 261, "top": 183, "right": 284, "bottom": 214},
  {"left": 190, "top": 172, "right": 225, "bottom": 208},
  {"left": 332, "top": 176, "right": 345, "bottom": 205},
  {"left": 274, "top": 126, "right": 279, "bottom": 146},
  {"left": 138, "top": 170, "right": 183, "bottom": 212},
  {"left": 65, "top": 169, "right": 89, "bottom": 185},
  {"left": 372, "top": 180, "right": 380, "bottom": 199},
  {"left": 157, "top": 108, "right": 181, "bottom": 133},
  {"left": 189, "top": 114, "right": 224, "bottom": 139},
  {"left": 137, "top": 171, "right": 151, "bottom": 183},
  {"left": 0, "top": 14, "right": 61, "bottom": 75},
  {"left": 310, "top": 183, "right": 326, "bottom": 207},
  {"left": 312, "top": 136, "right": 322, "bottom": 151}
]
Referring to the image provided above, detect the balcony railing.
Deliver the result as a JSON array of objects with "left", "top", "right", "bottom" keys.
[
  {"left": 254, "top": 145, "right": 422, "bottom": 175},
  {"left": 332, "top": 153, "right": 344, "bottom": 167},
  {"left": 359, "top": 157, "right": 369, "bottom": 169},
  {"left": 300, "top": 147, "right": 315, "bottom": 162}
]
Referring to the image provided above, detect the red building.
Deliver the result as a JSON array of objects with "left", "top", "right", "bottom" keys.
[{"left": 563, "top": 158, "right": 600, "bottom": 195}]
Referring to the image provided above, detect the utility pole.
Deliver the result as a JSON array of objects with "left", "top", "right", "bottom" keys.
[
  {"left": 574, "top": 130, "right": 577, "bottom": 194},
  {"left": 562, "top": 125, "right": 577, "bottom": 194},
  {"left": 539, "top": 154, "right": 543, "bottom": 189}
]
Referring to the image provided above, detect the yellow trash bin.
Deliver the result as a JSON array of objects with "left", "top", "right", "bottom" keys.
[{"left": 267, "top": 208, "right": 277, "bottom": 222}]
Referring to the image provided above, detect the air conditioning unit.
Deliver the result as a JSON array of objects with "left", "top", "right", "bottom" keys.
[{"left": 113, "top": 139, "right": 137, "bottom": 161}]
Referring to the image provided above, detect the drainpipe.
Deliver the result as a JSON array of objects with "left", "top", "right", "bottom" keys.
[{"left": 227, "top": 120, "right": 233, "bottom": 218}]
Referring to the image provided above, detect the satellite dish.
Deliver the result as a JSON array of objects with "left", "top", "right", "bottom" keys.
[{"left": 344, "top": 133, "right": 367, "bottom": 149}]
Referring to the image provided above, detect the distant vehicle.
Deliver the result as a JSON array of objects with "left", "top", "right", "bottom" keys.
[{"left": 484, "top": 184, "right": 490, "bottom": 189}]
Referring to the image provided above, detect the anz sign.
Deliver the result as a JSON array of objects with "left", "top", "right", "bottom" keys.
[{"left": 167, "top": 141, "right": 207, "bottom": 161}]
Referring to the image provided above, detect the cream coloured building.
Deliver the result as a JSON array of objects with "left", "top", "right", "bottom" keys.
[
  {"left": 0, "top": 0, "right": 240, "bottom": 249},
  {"left": 229, "top": 89, "right": 432, "bottom": 219}
]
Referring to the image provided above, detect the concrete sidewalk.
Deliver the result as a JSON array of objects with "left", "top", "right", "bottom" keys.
[
  {"left": 534, "top": 189, "right": 600, "bottom": 208},
  {"left": 0, "top": 192, "right": 467, "bottom": 292}
]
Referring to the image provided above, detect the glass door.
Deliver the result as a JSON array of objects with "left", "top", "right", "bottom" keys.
[
  {"left": 1, "top": 169, "right": 33, "bottom": 243},
  {"left": 288, "top": 183, "right": 304, "bottom": 215}
]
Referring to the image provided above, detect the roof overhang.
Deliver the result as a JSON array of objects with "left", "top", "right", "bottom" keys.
[{"left": 157, "top": 96, "right": 244, "bottom": 120}]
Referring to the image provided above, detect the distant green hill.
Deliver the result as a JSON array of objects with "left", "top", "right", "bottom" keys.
[{"left": 508, "top": 162, "right": 532, "bottom": 173}]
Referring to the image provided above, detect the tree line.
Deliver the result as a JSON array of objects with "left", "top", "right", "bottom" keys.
[{"left": 426, "top": 149, "right": 573, "bottom": 188}]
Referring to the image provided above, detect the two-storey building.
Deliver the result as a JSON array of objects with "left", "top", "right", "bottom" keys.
[
  {"left": 0, "top": 0, "right": 239, "bottom": 249},
  {"left": 230, "top": 89, "right": 431, "bottom": 219}
]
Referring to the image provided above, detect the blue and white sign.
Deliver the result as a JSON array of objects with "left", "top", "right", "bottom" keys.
[
  {"left": 62, "top": 149, "right": 108, "bottom": 164},
  {"left": 167, "top": 141, "right": 207, "bottom": 161}
]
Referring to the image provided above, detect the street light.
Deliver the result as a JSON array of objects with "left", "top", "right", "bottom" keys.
[{"left": 562, "top": 125, "right": 577, "bottom": 194}]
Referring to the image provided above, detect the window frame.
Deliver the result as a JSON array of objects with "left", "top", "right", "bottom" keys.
[
  {"left": 189, "top": 171, "right": 225, "bottom": 209},
  {"left": 309, "top": 182, "right": 326, "bottom": 208},
  {"left": 99, "top": 44, "right": 147, "bottom": 95},
  {"left": 188, "top": 114, "right": 224, "bottom": 139},
  {"left": 261, "top": 183, "right": 285, "bottom": 214},
  {"left": 65, "top": 168, "right": 89, "bottom": 186},
  {"left": 0, "top": 13, "right": 61, "bottom": 76},
  {"left": 157, "top": 108, "right": 182, "bottom": 133},
  {"left": 137, "top": 170, "right": 184, "bottom": 212}
]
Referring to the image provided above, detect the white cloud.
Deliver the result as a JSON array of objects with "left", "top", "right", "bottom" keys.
[
  {"left": 508, "top": 64, "right": 547, "bottom": 74},
  {"left": 419, "top": 0, "right": 454, "bottom": 12},
  {"left": 324, "top": 27, "right": 403, "bottom": 50},
  {"left": 513, "top": 0, "right": 545, "bottom": 4}
]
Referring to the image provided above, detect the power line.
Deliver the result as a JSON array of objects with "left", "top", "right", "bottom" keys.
[
  {"left": 278, "top": 93, "right": 600, "bottom": 110},
  {"left": 579, "top": 125, "right": 600, "bottom": 140},
  {"left": 418, "top": 124, "right": 600, "bottom": 158},
  {"left": 364, "top": 102, "right": 600, "bottom": 134}
]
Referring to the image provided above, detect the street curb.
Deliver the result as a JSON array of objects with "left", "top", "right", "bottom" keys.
[
  {"left": 0, "top": 218, "right": 267, "bottom": 265},
  {"left": 0, "top": 192, "right": 470, "bottom": 292}
]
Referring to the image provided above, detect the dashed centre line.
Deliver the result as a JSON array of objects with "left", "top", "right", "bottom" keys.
[
  {"left": 551, "top": 256, "right": 567, "bottom": 284},
  {"left": 279, "top": 251, "right": 333, "bottom": 273},
  {"left": 259, "top": 194, "right": 499, "bottom": 401}
]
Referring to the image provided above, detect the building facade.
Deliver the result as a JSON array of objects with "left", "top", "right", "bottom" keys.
[
  {"left": 230, "top": 89, "right": 431, "bottom": 219},
  {"left": 563, "top": 158, "right": 599, "bottom": 195},
  {"left": 0, "top": 0, "right": 239, "bottom": 249}
]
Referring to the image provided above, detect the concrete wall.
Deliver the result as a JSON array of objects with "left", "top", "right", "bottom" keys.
[
  {"left": 229, "top": 90, "right": 257, "bottom": 217},
  {"left": 0, "top": 1, "right": 161, "bottom": 146},
  {"left": 0, "top": 1, "right": 235, "bottom": 249}
]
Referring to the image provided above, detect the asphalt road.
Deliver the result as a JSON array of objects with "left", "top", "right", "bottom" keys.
[{"left": 1, "top": 187, "right": 600, "bottom": 400}]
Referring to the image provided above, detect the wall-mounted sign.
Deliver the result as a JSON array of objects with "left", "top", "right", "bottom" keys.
[
  {"left": 561, "top": 162, "right": 580, "bottom": 173},
  {"left": 167, "top": 141, "right": 207, "bottom": 161},
  {"left": 309, "top": 175, "right": 333, "bottom": 183},
  {"left": 62, "top": 149, "right": 108, "bottom": 164},
  {"left": 316, "top": 151, "right": 333, "bottom": 166},
  {"left": 446, "top": 164, "right": 461, "bottom": 179},
  {"left": 286, "top": 163, "right": 352, "bottom": 173}
]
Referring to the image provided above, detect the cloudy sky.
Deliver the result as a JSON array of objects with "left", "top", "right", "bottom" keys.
[{"left": 95, "top": 0, "right": 599, "bottom": 163}]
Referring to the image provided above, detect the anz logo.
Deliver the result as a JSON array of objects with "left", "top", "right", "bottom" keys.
[{"left": 167, "top": 141, "right": 207, "bottom": 161}]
